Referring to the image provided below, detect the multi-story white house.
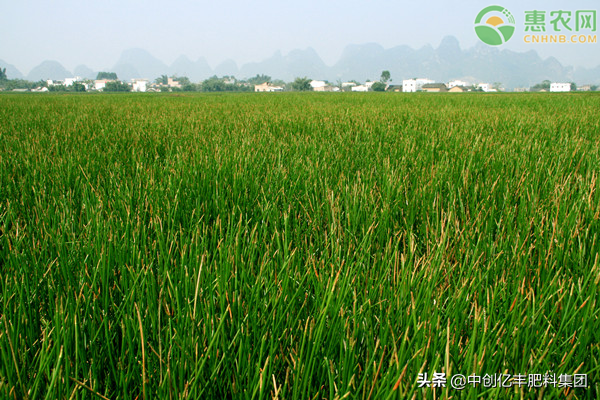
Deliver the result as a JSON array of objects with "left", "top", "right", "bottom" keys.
[
  {"left": 46, "top": 80, "right": 65, "bottom": 86},
  {"left": 550, "top": 83, "right": 571, "bottom": 92},
  {"left": 478, "top": 83, "right": 491, "bottom": 92},
  {"left": 448, "top": 80, "right": 468, "bottom": 89},
  {"left": 94, "top": 80, "right": 111, "bottom": 91},
  {"left": 132, "top": 79, "right": 148, "bottom": 92},
  {"left": 310, "top": 80, "right": 327, "bottom": 90},
  {"left": 254, "top": 82, "right": 283, "bottom": 92},
  {"left": 64, "top": 77, "right": 82, "bottom": 87},
  {"left": 351, "top": 85, "right": 369, "bottom": 92},
  {"left": 402, "top": 78, "right": 434, "bottom": 92}
]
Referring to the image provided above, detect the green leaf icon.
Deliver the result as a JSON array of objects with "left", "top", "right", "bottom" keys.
[
  {"left": 498, "top": 25, "right": 515, "bottom": 42},
  {"left": 475, "top": 26, "right": 504, "bottom": 46}
]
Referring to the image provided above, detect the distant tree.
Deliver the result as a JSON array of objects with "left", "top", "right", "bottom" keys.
[
  {"left": 371, "top": 81, "right": 386, "bottom": 92},
  {"left": 591, "top": 85, "right": 598, "bottom": 91},
  {"left": 570, "top": 82, "right": 577, "bottom": 91},
  {"left": 71, "top": 82, "right": 86, "bottom": 92},
  {"left": 247, "top": 74, "right": 271, "bottom": 85},
  {"left": 155, "top": 75, "right": 168, "bottom": 85},
  {"left": 173, "top": 76, "right": 191, "bottom": 86},
  {"left": 200, "top": 76, "right": 250, "bottom": 92},
  {"left": 0, "top": 68, "right": 7, "bottom": 81},
  {"left": 182, "top": 83, "right": 200, "bottom": 92},
  {"left": 96, "top": 72, "right": 118, "bottom": 80},
  {"left": 493, "top": 82, "right": 503, "bottom": 91},
  {"left": 48, "top": 84, "right": 68, "bottom": 92},
  {"left": 103, "top": 81, "right": 131, "bottom": 92},
  {"left": 0, "top": 78, "right": 38, "bottom": 90},
  {"left": 291, "top": 77, "right": 311, "bottom": 91},
  {"left": 380, "top": 70, "right": 391, "bottom": 83},
  {"left": 202, "top": 76, "right": 227, "bottom": 92},
  {"left": 531, "top": 80, "right": 551, "bottom": 91}
]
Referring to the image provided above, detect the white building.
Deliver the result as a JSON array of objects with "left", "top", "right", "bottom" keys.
[
  {"left": 402, "top": 78, "right": 434, "bottom": 92},
  {"left": 310, "top": 80, "right": 327, "bottom": 90},
  {"left": 402, "top": 80, "right": 417, "bottom": 92},
  {"left": 132, "top": 79, "right": 148, "bottom": 92},
  {"left": 477, "top": 83, "right": 498, "bottom": 92},
  {"left": 448, "top": 80, "right": 468, "bottom": 89},
  {"left": 46, "top": 80, "right": 64, "bottom": 86},
  {"left": 351, "top": 85, "right": 369, "bottom": 92},
  {"left": 550, "top": 83, "right": 571, "bottom": 92},
  {"left": 254, "top": 82, "right": 283, "bottom": 92},
  {"left": 94, "top": 80, "right": 110, "bottom": 91},
  {"left": 64, "top": 77, "right": 82, "bottom": 87}
]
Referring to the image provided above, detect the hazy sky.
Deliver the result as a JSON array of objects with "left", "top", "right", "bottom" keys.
[{"left": 1, "top": 0, "right": 599, "bottom": 74}]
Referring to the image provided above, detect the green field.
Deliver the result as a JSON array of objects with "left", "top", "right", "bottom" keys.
[{"left": 1, "top": 92, "right": 599, "bottom": 399}]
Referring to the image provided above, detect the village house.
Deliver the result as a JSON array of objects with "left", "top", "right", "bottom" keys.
[
  {"left": 310, "top": 80, "right": 339, "bottom": 92},
  {"left": 477, "top": 83, "right": 497, "bottom": 92},
  {"left": 94, "top": 80, "right": 110, "bottom": 91},
  {"left": 386, "top": 85, "right": 403, "bottom": 92},
  {"left": 167, "top": 77, "right": 181, "bottom": 88},
  {"left": 447, "top": 80, "right": 468, "bottom": 89},
  {"left": 550, "top": 83, "right": 571, "bottom": 92},
  {"left": 402, "top": 78, "right": 434, "bottom": 92},
  {"left": 64, "top": 77, "right": 82, "bottom": 86},
  {"left": 351, "top": 85, "right": 369, "bottom": 92},
  {"left": 448, "top": 86, "right": 469, "bottom": 93},
  {"left": 132, "top": 79, "right": 149, "bottom": 92},
  {"left": 422, "top": 83, "right": 448, "bottom": 93},
  {"left": 310, "top": 80, "right": 326, "bottom": 90},
  {"left": 254, "top": 82, "right": 283, "bottom": 92},
  {"left": 46, "top": 79, "right": 64, "bottom": 86}
]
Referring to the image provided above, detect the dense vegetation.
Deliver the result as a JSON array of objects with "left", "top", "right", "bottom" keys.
[{"left": 0, "top": 92, "right": 599, "bottom": 399}]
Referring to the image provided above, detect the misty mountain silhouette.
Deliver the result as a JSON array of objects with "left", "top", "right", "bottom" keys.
[{"left": 7, "top": 37, "right": 600, "bottom": 87}]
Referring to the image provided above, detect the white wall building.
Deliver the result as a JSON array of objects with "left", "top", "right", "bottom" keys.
[
  {"left": 550, "top": 83, "right": 571, "bottom": 92},
  {"left": 403, "top": 79, "right": 417, "bottom": 92},
  {"left": 351, "top": 85, "right": 369, "bottom": 92},
  {"left": 46, "top": 80, "right": 64, "bottom": 86},
  {"left": 94, "top": 80, "right": 109, "bottom": 91},
  {"left": 132, "top": 79, "right": 148, "bottom": 92},
  {"left": 254, "top": 82, "right": 283, "bottom": 92},
  {"left": 477, "top": 83, "right": 492, "bottom": 92},
  {"left": 310, "top": 80, "right": 327, "bottom": 90},
  {"left": 64, "top": 77, "right": 82, "bottom": 87},
  {"left": 402, "top": 78, "right": 434, "bottom": 92},
  {"left": 448, "top": 80, "right": 468, "bottom": 89}
]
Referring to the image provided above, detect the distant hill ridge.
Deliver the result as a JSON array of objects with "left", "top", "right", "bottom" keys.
[{"left": 3, "top": 36, "right": 599, "bottom": 88}]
